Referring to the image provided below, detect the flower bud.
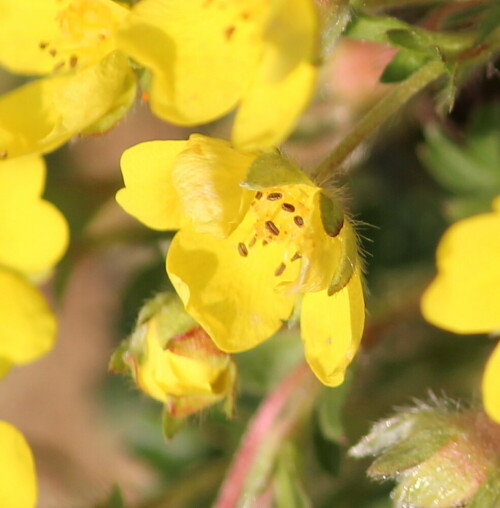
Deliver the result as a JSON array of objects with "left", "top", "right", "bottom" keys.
[
  {"left": 110, "top": 293, "right": 237, "bottom": 426},
  {"left": 350, "top": 403, "right": 500, "bottom": 507}
]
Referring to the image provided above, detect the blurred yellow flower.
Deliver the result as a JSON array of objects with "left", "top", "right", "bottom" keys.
[
  {"left": 0, "top": 154, "right": 68, "bottom": 377},
  {"left": 0, "top": 421, "right": 37, "bottom": 508},
  {"left": 117, "top": 0, "right": 319, "bottom": 150},
  {"left": 110, "top": 293, "right": 236, "bottom": 418},
  {"left": 117, "top": 134, "right": 365, "bottom": 386},
  {"left": 0, "top": 0, "right": 136, "bottom": 157},
  {"left": 421, "top": 196, "right": 500, "bottom": 423}
]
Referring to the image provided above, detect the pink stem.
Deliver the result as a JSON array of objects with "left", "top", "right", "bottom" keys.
[{"left": 214, "top": 362, "right": 312, "bottom": 508}]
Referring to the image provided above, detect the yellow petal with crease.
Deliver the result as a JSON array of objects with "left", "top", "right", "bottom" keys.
[
  {"left": 0, "top": 51, "right": 136, "bottom": 158},
  {"left": 301, "top": 269, "right": 365, "bottom": 386},
  {"left": 0, "top": 155, "right": 68, "bottom": 276},
  {"left": 483, "top": 342, "right": 500, "bottom": 424},
  {"left": 421, "top": 211, "right": 500, "bottom": 334},
  {"left": 0, "top": 422, "right": 37, "bottom": 508},
  {"left": 172, "top": 135, "right": 255, "bottom": 238},
  {"left": 0, "top": 269, "right": 56, "bottom": 373},
  {"left": 118, "top": 0, "right": 263, "bottom": 125},
  {"left": 117, "top": 140, "right": 187, "bottom": 230},
  {"left": 0, "top": 0, "right": 59, "bottom": 75},
  {"left": 167, "top": 222, "right": 296, "bottom": 352}
]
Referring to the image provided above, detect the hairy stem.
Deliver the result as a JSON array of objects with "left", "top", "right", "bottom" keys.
[{"left": 312, "top": 60, "right": 445, "bottom": 184}]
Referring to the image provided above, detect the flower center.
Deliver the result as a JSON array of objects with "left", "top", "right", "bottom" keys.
[
  {"left": 38, "top": 0, "right": 126, "bottom": 73},
  {"left": 237, "top": 186, "right": 313, "bottom": 277}
]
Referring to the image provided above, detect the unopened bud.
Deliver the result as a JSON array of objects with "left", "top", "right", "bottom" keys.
[
  {"left": 350, "top": 402, "right": 500, "bottom": 507},
  {"left": 110, "top": 293, "right": 237, "bottom": 432}
]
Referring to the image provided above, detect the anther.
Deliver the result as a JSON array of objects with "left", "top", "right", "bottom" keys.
[
  {"left": 262, "top": 240, "right": 268, "bottom": 246},
  {"left": 49, "top": 48, "right": 57, "bottom": 57},
  {"left": 267, "top": 192, "right": 283, "bottom": 201},
  {"left": 274, "top": 262, "right": 286, "bottom": 276},
  {"left": 291, "top": 252, "right": 302, "bottom": 262},
  {"left": 265, "top": 220, "right": 280, "bottom": 236},
  {"left": 255, "top": 191, "right": 263, "bottom": 200},
  {"left": 0, "top": 151, "right": 8, "bottom": 159},
  {"left": 237, "top": 242, "right": 248, "bottom": 257},
  {"left": 53, "top": 61, "right": 65, "bottom": 72},
  {"left": 282, "top": 203, "right": 295, "bottom": 212},
  {"left": 39, "top": 41, "right": 49, "bottom": 49},
  {"left": 249, "top": 235, "right": 257, "bottom": 248},
  {"left": 69, "top": 55, "right": 78, "bottom": 68},
  {"left": 293, "top": 216, "right": 304, "bottom": 227}
]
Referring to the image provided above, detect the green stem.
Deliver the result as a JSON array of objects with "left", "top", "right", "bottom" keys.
[{"left": 312, "top": 60, "right": 445, "bottom": 184}]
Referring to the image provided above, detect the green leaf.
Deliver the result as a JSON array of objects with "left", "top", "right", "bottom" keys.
[
  {"left": 95, "top": 485, "right": 126, "bottom": 508},
  {"left": 381, "top": 50, "right": 432, "bottom": 83},
  {"left": 345, "top": 12, "right": 410, "bottom": 44},
  {"left": 241, "top": 152, "right": 313, "bottom": 191},
  {"left": 274, "top": 444, "right": 312, "bottom": 508},
  {"left": 418, "top": 106, "right": 500, "bottom": 196}
]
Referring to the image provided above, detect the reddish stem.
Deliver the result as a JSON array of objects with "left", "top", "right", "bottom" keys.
[{"left": 214, "top": 362, "right": 312, "bottom": 508}]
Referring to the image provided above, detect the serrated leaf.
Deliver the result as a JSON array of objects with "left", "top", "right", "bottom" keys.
[{"left": 381, "top": 50, "right": 433, "bottom": 83}]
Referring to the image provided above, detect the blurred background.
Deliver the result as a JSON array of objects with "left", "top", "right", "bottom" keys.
[{"left": 0, "top": 22, "right": 498, "bottom": 508}]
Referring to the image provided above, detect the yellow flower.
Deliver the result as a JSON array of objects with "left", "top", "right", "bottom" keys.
[
  {"left": 117, "top": 0, "right": 318, "bottom": 150},
  {"left": 0, "top": 421, "right": 37, "bottom": 508},
  {"left": 0, "top": 154, "right": 69, "bottom": 377},
  {"left": 117, "top": 134, "right": 365, "bottom": 386},
  {"left": 110, "top": 293, "right": 236, "bottom": 418},
  {"left": 421, "top": 196, "right": 500, "bottom": 423},
  {"left": 0, "top": 0, "right": 136, "bottom": 157}
]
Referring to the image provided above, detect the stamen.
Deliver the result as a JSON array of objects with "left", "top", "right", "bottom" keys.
[
  {"left": 39, "top": 41, "right": 49, "bottom": 49},
  {"left": 49, "top": 48, "right": 57, "bottom": 57},
  {"left": 262, "top": 240, "right": 268, "bottom": 246},
  {"left": 69, "top": 55, "right": 78, "bottom": 68},
  {"left": 265, "top": 220, "right": 280, "bottom": 236},
  {"left": 0, "top": 151, "right": 8, "bottom": 159},
  {"left": 249, "top": 235, "right": 257, "bottom": 248},
  {"left": 267, "top": 192, "right": 283, "bottom": 201},
  {"left": 291, "top": 252, "right": 302, "bottom": 262},
  {"left": 237, "top": 242, "right": 248, "bottom": 257},
  {"left": 274, "top": 262, "right": 286, "bottom": 276},
  {"left": 282, "top": 203, "right": 295, "bottom": 212},
  {"left": 293, "top": 216, "right": 304, "bottom": 227},
  {"left": 53, "top": 61, "right": 65, "bottom": 72},
  {"left": 255, "top": 191, "right": 263, "bottom": 200}
]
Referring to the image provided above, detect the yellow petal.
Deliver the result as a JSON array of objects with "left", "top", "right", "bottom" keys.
[
  {"left": 301, "top": 269, "right": 365, "bottom": 386},
  {"left": 233, "top": 61, "right": 316, "bottom": 150},
  {"left": 0, "top": 51, "right": 136, "bottom": 158},
  {"left": 0, "top": 155, "right": 68, "bottom": 276},
  {"left": 0, "top": 422, "right": 37, "bottom": 508},
  {"left": 172, "top": 135, "right": 255, "bottom": 237},
  {"left": 167, "top": 221, "right": 296, "bottom": 353},
  {"left": 0, "top": 0, "right": 59, "bottom": 75},
  {"left": 0, "top": 269, "right": 56, "bottom": 374},
  {"left": 232, "top": 0, "right": 318, "bottom": 149},
  {"left": 421, "top": 211, "right": 500, "bottom": 334},
  {"left": 482, "top": 342, "right": 500, "bottom": 423},
  {"left": 118, "top": 0, "right": 263, "bottom": 125},
  {"left": 116, "top": 140, "right": 187, "bottom": 230}
]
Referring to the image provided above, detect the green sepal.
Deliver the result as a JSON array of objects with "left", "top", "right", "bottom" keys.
[
  {"left": 327, "top": 221, "right": 357, "bottom": 296},
  {"left": 162, "top": 405, "right": 186, "bottom": 440},
  {"left": 241, "top": 152, "right": 313, "bottom": 191},
  {"left": 108, "top": 340, "right": 131, "bottom": 374},
  {"left": 319, "top": 192, "right": 344, "bottom": 238}
]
